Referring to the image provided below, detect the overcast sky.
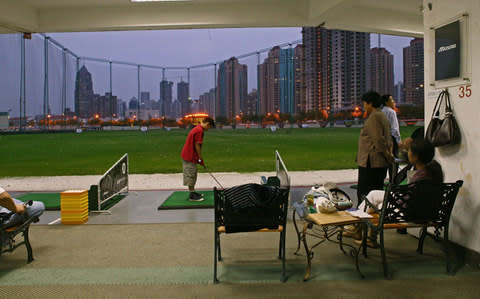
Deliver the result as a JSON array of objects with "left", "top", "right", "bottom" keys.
[
  {"left": 1, "top": 28, "right": 414, "bottom": 116},
  {"left": 48, "top": 28, "right": 412, "bottom": 81}
]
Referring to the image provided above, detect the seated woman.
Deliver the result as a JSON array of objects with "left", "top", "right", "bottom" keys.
[{"left": 344, "top": 139, "right": 443, "bottom": 243}]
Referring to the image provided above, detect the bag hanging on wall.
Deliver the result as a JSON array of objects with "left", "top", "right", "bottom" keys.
[{"left": 425, "top": 89, "right": 461, "bottom": 147}]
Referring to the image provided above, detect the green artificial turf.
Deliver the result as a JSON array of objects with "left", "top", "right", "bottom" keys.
[
  {"left": 158, "top": 191, "right": 214, "bottom": 210},
  {"left": 0, "top": 126, "right": 418, "bottom": 177}
]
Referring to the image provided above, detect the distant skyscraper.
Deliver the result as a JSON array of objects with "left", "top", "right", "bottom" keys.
[
  {"left": 128, "top": 97, "right": 138, "bottom": 110},
  {"left": 216, "top": 57, "right": 248, "bottom": 119},
  {"left": 91, "top": 92, "right": 118, "bottom": 118},
  {"left": 394, "top": 81, "right": 405, "bottom": 104},
  {"left": 403, "top": 38, "right": 424, "bottom": 105},
  {"left": 177, "top": 80, "right": 190, "bottom": 116},
  {"left": 258, "top": 46, "right": 299, "bottom": 115},
  {"left": 117, "top": 100, "right": 126, "bottom": 118},
  {"left": 293, "top": 44, "right": 305, "bottom": 114},
  {"left": 330, "top": 30, "right": 370, "bottom": 111},
  {"left": 246, "top": 89, "right": 258, "bottom": 116},
  {"left": 160, "top": 80, "right": 173, "bottom": 117},
  {"left": 303, "top": 27, "right": 370, "bottom": 114},
  {"left": 199, "top": 88, "right": 215, "bottom": 117},
  {"left": 140, "top": 91, "right": 150, "bottom": 109},
  {"left": 302, "top": 27, "right": 330, "bottom": 113},
  {"left": 74, "top": 65, "right": 94, "bottom": 119},
  {"left": 370, "top": 47, "right": 394, "bottom": 96}
]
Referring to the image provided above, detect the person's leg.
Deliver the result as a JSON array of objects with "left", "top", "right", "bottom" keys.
[
  {"left": 2, "top": 199, "right": 45, "bottom": 228},
  {"left": 371, "top": 167, "right": 388, "bottom": 191},
  {"left": 183, "top": 160, "right": 197, "bottom": 191},
  {"left": 16, "top": 199, "right": 45, "bottom": 218},
  {"left": 183, "top": 160, "right": 202, "bottom": 201},
  {"left": 357, "top": 166, "right": 369, "bottom": 207}
]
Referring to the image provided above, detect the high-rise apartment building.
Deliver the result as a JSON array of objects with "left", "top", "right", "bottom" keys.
[
  {"left": 140, "top": 91, "right": 150, "bottom": 109},
  {"left": 258, "top": 46, "right": 301, "bottom": 115},
  {"left": 216, "top": 57, "right": 248, "bottom": 119},
  {"left": 302, "top": 27, "right": 330, "bottom": 113},
  {"left": 330, "top": 30, "right": 370, "bottom": 112},
  {"left": 199, "top": 88, "right": 215, "bottom": 117},
  {"left": 177, "top": 80, "right": 190, "bottom": 116},
  {"left": 74, "top": 65, "right": 94, "bottom": 119},
  {"left": 394, "top": 81, "right": 405, "bottom": 104},
  {"left": 293, "top": 44, "right": 305, "bottom": 114},
  {"left": 91, "top": 92, "right": 118, "bottom": 118},
  {"left": 370, "top": 47, "right": 394, "bottom": 96},
  {"left": 160, "top": 80, "right": 173, "bottom": 117},
  {"left": 403, "top": 38, "right": 424, "bottom": 105},
  {"left": 302, "top": 27, "right": 370, "bottom": 114}
]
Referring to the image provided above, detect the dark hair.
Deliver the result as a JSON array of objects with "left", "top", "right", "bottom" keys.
[
  {"left": 202, "top": 117, "right": 215, "bottom": 127},
  {"left": 361, "top": 91, "right": 382, "bottom": 108},
  {"left": 381, "top": 94, "right": 392, "bottom": 105},
  {"left": 410, "top": 139, "right": 444, "bottom": 183},
  {"left": 410, "top": 127, "right": 424, "bottom": 141}
]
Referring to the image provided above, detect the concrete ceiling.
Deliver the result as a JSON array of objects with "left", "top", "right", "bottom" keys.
[{"left": 0, "top": 0, "right": 424, "bottom": 36}]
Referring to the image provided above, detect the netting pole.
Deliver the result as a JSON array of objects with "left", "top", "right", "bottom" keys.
[
  {"left": 187, "top": 67, "right": 191, "bottom": 114},
  {"left": 289, "top": 43, "right": 294, "bottom": 115},
  {"left": 110, "top": 61, "right": 113, "bottom": 128},
  {"left": 214, "top": 64, "right": 217, "bottom": 118},
  {"left": 161, "top": 68, "right": 165, "bottom": 118},
  {"left": 137, "top": 65, "right": 141, "bottom": 122},
  {"left": 62, "top": 48, "right": 67, "bottom": 127},
  {"left": 231, "top": 59, "right": 235, "bottom": 127},
  {"left": 256, "top": 52, "right": 260, "bottom": 116},
  {"left": 19, "top": 34, "right": 26, "bottom": 131},
  {"left": 43, "top": 36, "right": 49, "bottom": 130}
]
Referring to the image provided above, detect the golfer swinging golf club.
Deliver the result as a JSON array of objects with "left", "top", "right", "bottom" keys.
[{"left": 180, "top": 117, "right": 215, "bottom": 201}]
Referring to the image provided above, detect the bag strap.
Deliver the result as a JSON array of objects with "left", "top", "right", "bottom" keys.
[
  {"left": 430, "top": 90, "right": 446, "bottom": 119},
  {"left": 444, "top": 89, "right": 453, "bottom": 114}
]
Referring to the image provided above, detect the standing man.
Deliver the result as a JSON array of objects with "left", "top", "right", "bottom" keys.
[
  {"left": 181, "top": 117, "right": 215, "bottom": 201},
  {"left": 356, "top": 91, "right": 394, "bottom": 206},
  {"left": 381, "top": 94, "right": 402, "bottom": 157}
]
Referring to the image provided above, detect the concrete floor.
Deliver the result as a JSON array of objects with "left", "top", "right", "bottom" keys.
[{"left": 23, "top": 186, "right": 350, "bottom": 226}]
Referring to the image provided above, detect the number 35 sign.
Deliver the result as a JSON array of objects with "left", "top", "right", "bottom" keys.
[{"left": 458, "top": 84, "right": 472, "bottom": 99}]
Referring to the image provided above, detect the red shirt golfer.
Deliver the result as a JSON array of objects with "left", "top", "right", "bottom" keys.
[{"left": 181, "top": 117, "right": 215, "bottom": 201}]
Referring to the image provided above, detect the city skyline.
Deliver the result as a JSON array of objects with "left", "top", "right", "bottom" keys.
[{"left": 1, "top": 28, "right": 414, "bottom": 118}]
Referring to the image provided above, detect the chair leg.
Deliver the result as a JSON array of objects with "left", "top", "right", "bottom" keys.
[
  {"left": 417, "top": 227, "right": 427, "bottom": 254},
  {"left": 444, "top": 227, "right": 453, "bottom": 275},
  {"left": 278, "top": 232, "right": 282, "bottom": 259},
  {"left": 24, "top": 228, "right": 34, "bottom": 263},
  {"left": 379, "top": 229, "right": 391, "bottom": 279},
  {"left": 217, "top": 233, "right": 222, "bottom": 262},
  {"left": 281, "top": 230, "right": 287, "bottom": 282},
  {"left": 214, "top": 231, "right": 219, "bottom": 284},
  {"left": 292, "top": 211, "right": 302, "bottom": 254}
]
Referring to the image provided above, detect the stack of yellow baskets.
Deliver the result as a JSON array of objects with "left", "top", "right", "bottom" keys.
[{"left": 61, "top": 189, "right": 89, "bottom": 224}]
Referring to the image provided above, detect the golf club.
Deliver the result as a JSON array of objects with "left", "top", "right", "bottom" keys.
[{"left": 202, "top": 164, "right": 225, "bottom": 189}]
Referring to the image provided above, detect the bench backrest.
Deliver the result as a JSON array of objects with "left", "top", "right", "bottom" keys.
[
  {"left": 380, "top": 180, "right": 463, "bottom": 226},
  {"left": 214, "top": 183, "right": 289, "bottom": 233}
]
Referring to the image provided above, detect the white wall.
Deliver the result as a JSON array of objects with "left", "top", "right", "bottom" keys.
[{"left": 423, "top": 0, "right": 480, "bottom": 252}]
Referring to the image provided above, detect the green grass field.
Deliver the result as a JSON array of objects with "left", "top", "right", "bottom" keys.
[{"left": 0, "top": 126, "right": 418, "bottom": 177}]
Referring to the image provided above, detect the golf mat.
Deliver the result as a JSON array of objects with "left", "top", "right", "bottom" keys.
[
  {"left": 16, "top": 193, "right": 126, "bottom": 211},
  {"left": 158, "top": 190, "right": 214, "bottom": 210},
  {"left": 17, "top": 193, "right": 60, "bottom": 210}
]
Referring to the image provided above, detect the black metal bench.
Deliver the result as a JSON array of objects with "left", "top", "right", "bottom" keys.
[
  {"left": 0, "top": 200, "right": 38, "bottom": 263},
  {"left": 361, "top": 180, "right": 463, "bottom": 278},
  {"left": 213, "top": 183, "right": 290, "bottom": 283}
]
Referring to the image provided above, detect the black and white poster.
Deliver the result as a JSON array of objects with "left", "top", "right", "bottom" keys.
[{"left": 435, "top": 20, "right": 460, "bottom": 81}]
